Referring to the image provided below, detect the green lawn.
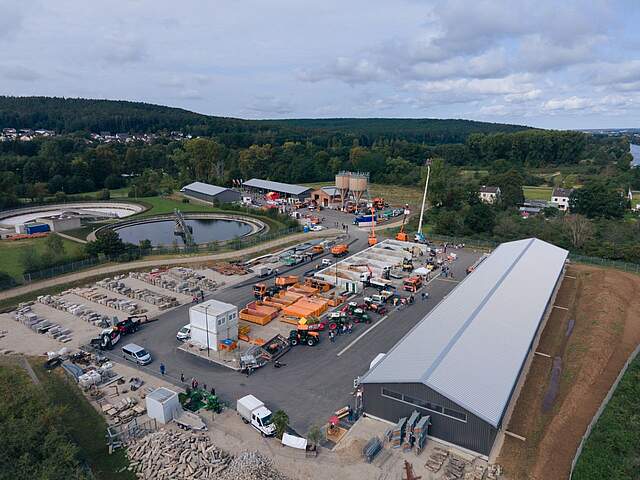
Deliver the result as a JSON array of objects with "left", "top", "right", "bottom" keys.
[
  {"left": 523, "top": 186, "right": 553, "bottom": 201},
  {"left": 573, "top": 354, "right": 640, "bottom": 479},
  {"left": 0, "top": 235, "right": 86, "bottom": 280}
]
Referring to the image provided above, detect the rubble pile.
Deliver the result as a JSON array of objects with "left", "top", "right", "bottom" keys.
[
  {"left": 126, "top": 430, "right": 290, "bottom": 480},
  {"left": 127, "top": 430, "right": 231, "bottom": 480},
  {"left": 219, "top": 451, "right": 290, "bottom": 480}
]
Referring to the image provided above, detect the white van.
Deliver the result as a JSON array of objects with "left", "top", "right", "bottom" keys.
[{"left": 122, "top": 343, "right": 152, "bottom": 365}]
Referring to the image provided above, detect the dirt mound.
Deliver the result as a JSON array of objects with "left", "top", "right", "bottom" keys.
[{"left": 498, "top": 265, "right": 640, "bottom": 479}]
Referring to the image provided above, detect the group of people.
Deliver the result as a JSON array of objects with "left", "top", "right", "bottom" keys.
[
  {"left": 329, "top": 322, "right": 353, "bottom": 341},
  {"left": 333, "top": 221, "right": 349, "bottom": 233}
]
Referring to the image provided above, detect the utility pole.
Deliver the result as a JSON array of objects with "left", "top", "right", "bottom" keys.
[
  {"left": 417, "top": 158, "right": 432, "bottom": 237},
  {"left": 204, "top": 304, "right": 210, "bottom": 357}
]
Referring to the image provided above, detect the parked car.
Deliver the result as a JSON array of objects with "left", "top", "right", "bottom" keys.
[
  {"left": 321, "top": 258, "right": 332, "bottom": 267},
  {"left": 310, "top": 225, "right": 324, "bottom": 231},
  {"left": 237, "top": 395, "right": 276, "bottom": 437},
  {"left": 122, "top": 343, "right": 152, "bottom": 365},
  {"left": 176, "top": 324, "right": 191, "bottom": 341}
]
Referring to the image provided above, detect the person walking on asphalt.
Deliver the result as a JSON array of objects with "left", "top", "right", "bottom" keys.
[
  {"left": 160, "top": 363, "right": 165, "bottom": 375},
  {"left": 180, "top": 371, "right": 184, "bottom": 382}
]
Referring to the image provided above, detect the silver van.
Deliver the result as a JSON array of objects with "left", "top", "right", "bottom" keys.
[{"left": 122, "top": 343, "right": 152, "bottom": 365}]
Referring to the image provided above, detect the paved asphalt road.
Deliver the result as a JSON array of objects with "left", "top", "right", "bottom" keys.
[{"left": 102, "top": 220, "right": 482, "bottom": 435}]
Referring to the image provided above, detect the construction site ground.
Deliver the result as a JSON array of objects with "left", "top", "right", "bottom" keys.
[{"left": 497, "top": 264, "right": 640, "bottom": 479}]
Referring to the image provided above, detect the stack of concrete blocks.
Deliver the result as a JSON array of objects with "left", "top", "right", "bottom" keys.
[
  {"left": 14, "top": 304, "right": 73, "bottom": 343},
  {"left": 37, "top": 294, "right": 110, "bottom": 328},
  {"left": 73, "top": 287, "right": 144, "bottom": 315}
]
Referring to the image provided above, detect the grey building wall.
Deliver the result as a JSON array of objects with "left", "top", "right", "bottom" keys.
[
  {"left": 362, "top": 382, "right": 497, "bottom": 456},
  {"left": 183, "top": 188, "right": 240, "bottom": 204}
]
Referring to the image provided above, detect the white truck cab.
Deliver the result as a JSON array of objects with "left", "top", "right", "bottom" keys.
[{"left": 237, "top": 395, "right": 276, "bottom": 437}]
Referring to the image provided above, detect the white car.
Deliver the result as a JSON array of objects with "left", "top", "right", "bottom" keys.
[
  {"left": 176, "top": 324, "right": 191, "bottom": 341},
  {"left": 310, "top": 225, "right": 324, "bottom": 231},
  {"left": 321, "top": 258, "right": 332, "bottom": 267}
]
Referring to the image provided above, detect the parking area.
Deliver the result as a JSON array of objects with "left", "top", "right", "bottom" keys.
[{"left": 98, "top": 234, "right": 483, "bottom": 435}]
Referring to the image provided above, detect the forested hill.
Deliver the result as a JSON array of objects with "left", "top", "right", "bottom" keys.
[
  {"left": 0, "top": 96, "right": 531, "bottom": 146},
  {"left": 262, "top": 118, "right": 530, "bottom": 144}
]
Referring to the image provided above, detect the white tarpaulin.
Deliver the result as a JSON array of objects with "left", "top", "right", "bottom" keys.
[
  {"left": 413, "top": 267, "right": 430, "bottom": 275},
  {"left": 281, "top": 433, "right": 307, "bottom": 450}
]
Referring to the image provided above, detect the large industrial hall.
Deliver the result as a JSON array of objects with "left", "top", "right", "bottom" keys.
[{"left": 359, "top": 238, "right": 569, "bottom": 457}]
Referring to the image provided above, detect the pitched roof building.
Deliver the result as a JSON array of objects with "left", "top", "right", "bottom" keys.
[{"left": 360, "top": 238, "right": 568, "bottom": 456}]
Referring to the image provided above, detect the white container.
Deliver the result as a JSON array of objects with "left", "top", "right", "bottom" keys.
[
  {"left": 146, "top": 387, "right": 182, "bottom": 424},
  {"left": 189, "top": 300, "right": 238, "bottom": 351}
]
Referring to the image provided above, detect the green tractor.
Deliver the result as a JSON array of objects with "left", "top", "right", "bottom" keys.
[{"left": 289, "top": 328, "right": 320, "bottom": 346}]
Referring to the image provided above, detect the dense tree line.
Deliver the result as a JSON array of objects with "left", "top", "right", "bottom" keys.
[
  {"left": 0, "top": 97, "right": 632, "bottom": 210},
  {"left": 0, "top": 365, "right": 91, "bottom": 479}
]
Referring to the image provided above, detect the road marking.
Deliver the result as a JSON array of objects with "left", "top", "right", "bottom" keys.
[
  {"left": 553, "top": 305, "right": 569, "bottom": 310},
  {"left": 337, "top": 315, "right": 389, "bottom": 357},
  {"left": 535, "top": 351, "right": 551, "bottom": 358},
  {"left": 434, "top": 277, "right": 460, "bottom": 284}
]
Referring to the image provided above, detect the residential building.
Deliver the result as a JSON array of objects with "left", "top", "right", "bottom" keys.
[
  {"left": 551, "top": 188, "right": 573, "bottom": 211},
  {"left": 478, "top": 186, "right": 501, "bottom": 204}
]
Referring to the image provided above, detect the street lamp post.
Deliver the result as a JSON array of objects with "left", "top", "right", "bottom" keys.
[{"left": 204, "top": 304, "right": 210, "bottom": 357}]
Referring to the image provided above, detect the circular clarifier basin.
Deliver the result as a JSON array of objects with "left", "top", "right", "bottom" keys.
[{"left": 113, "top": 218, "right": 254, "bottom": 246}]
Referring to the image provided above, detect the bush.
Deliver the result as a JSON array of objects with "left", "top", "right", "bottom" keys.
[
  {"left": 96, "top": 188, "right": 111, "bottom": 200},
  {"left": 0, "top": 272, "right": 17, "bottom": 290}
]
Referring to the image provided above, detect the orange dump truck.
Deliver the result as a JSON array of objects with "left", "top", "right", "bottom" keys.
[
  {"left": 288, "top": 284, "right": 318, "bottom": 296},
  {"left": 275, "top": 275, "right": 298, "bottom": 287},
  {"left": 239, "top": 301, "right": 280, "bottom": 325},
  {"left": 403, "top": 276, "right": 423, "bottom": 292},
  {"left": 331, "top": 244, "right": 349, "bottom": 257},
  {"left": 305, "top": 277, "right": 332, "bottom": 292},
  {"left": 282, "top": 297, "right": 330, "bottom": 318}
]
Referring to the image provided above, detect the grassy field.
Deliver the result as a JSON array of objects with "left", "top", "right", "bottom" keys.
[
  {"left": 523, "top": 186, "right": 553, "bottom": 201},
  {"left": 30, "top": 358, "right": 135, "bottom": 480},
  {"left": 0, "top": 235, "right": 86, "bottom": 279},
  {"left": 572, "top": 354, "right": 640, "bottom": 480}
]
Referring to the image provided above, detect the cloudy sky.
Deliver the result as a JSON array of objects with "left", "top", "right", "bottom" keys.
[{"left": 2, "top": 0, "right": 640, "bottom": 129}]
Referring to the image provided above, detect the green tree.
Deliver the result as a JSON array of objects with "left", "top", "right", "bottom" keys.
[
  {"left": 464, "top": 202, "right": 496, "bottom": 234},
  {"left": 272, "top": 409, "right": 289, "bottom": 439},
  {"left": 45, "top": 234, "right": 65, "bottom": 257},
  {"left": 307, "top": 424, "right": 324, "bottom": 447},
  {"left": 569, "top": 181, "right": 627, "bottom": 219},
  {"left": 493, "top": 169, "right": 524, "bottom": 209},
  {"left": 0, "top": 271, "right": 17, "bottom": 290},
  {"left": 85, "top": 230, "right": 126, "bottom": 257}
]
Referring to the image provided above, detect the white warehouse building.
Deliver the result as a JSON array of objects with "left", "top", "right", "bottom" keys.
[{"left": 189, "top": 299, "right": 238, "bottom": 352}]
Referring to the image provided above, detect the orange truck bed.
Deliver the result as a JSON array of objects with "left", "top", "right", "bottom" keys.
[{"left": 275, "top": 275, "right": 299, "bottom": 287}]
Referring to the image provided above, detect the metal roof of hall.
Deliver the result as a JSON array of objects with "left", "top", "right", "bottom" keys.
[
  {"left": 360, "top": 238, "right": 568, "bottom": 428},
  {"left": 243, "top": 178, "right": 311, "bottom": 195},
  {"left": 180, "top": 182, "right": 232, "bottom": 197}
]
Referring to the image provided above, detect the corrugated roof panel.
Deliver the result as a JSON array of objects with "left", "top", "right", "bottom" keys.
[
  {"left": 360, "top": 238, "right": 568, "bottom": 428},
  {"left": 180, "top": 181, "right": 230, "bottom": 197},
  {"left": 243, "top": 178, "right": 311, "bottom": 195}
]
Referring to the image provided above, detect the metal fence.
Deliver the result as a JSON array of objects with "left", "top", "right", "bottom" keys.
[
  {"left": 22, "top": 256, "right": 108, "bottom": 283},
  {"left": 569, "top": 344, "right": 640, "bottom": 478},
  {"left": 20, "top": 226, "right": 304, "bottom": 284},
  {"left": 568, "top": 253, "right": 640, "bottom": 273}
]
